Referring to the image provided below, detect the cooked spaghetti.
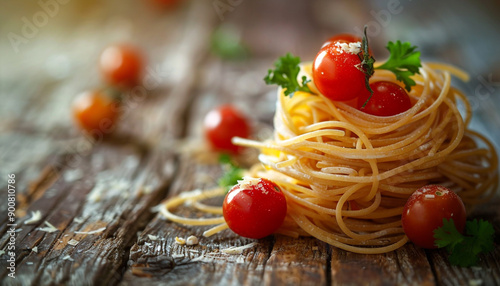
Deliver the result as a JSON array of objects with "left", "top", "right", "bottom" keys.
[{"left": 160, "top": 61, "right": 498, "bottom": 254}]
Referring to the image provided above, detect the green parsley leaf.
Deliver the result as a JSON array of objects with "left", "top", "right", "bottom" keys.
[
  {"left": 434, "top": 218, "right": 464, "bottom": 250},
  {"left": 218, "top": 153, "right": 232, "bottom": 165},
  {"left": 466, "top": 219, "right": 495, "bottom": 255},
  {"left": 375, "top": 41, "right": 422, "bottom": 91},
  {"left": 264, "top": 53, "right": 311, "bottom": 97},
  {"left": 359, "top": 27, "right": 421, "bottom": 107},
  {"left": 217, "top": 154, "right": 244, "bottom": 192},
  {"left": 447, "top": 237, "right": 478, "bottom": 267},
  {"left": 211, "top": 25, "right": 248, "bottom": 60},
  {"left": 433, "top": 218, "right": 496, "bottom": 267}
]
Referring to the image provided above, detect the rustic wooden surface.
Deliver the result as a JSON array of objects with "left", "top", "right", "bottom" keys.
[{"left": 1, "top": 0, "right": 500, "bottom": 285}]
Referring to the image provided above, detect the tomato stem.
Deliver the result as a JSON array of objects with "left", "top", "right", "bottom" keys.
[
  {"left": 359, "top": 26, "right": 376, "bottom": 109},
  {"left": 102, "top": 86, "right": 123, "bottom": 103}
]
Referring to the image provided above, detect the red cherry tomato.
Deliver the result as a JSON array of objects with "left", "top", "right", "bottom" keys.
[
  {"left": 402, "top": 185, "right": 466, "bottom": 249},
  {"left": 322, "top": 33, "right": 361, "bottom": 48},
  {"left": 223, "top": 178, "right": 287, "bottom": 239},
  {"left": 357, "top": 81, "right": 412, "bottom": 116},
  {"left": 312, "top": 41, "right": 366, "bottom": 101},
  {"left": 204, "top": 105, "right": 250, "bottom": 153},
  {"left": 72, "top": 90, "right": 120, "bottom": 135},
  {"left": 99, "top": 44, "right": 143, "bottom": 87}
]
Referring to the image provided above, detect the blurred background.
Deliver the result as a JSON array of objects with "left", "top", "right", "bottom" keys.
[{"left": 1, "top": 0, "right": 499, "bottom": 155}]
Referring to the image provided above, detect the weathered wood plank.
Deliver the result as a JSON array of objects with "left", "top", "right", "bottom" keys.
[
  {"left": 429, "top": 248, "right": 500, "bottom": 286},
  {"left": 120, "top": 153, "right": 273, "bottom": 286},
  {"left": 0, "top": 141, "right": 175, "bottom": 284},
  {"left": 263, "top": 236, "right": 329, "bottom": 285},
  {"left": 0, "top": 132, "right": 66, "bottom": 233},
  {"left": 330, "top": 245, "right": 435, "bottom": 286},
  {"left": 1, "top": 1, "right": 218, "bottom": 284}
]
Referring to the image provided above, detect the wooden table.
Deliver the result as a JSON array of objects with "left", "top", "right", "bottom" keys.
[{"left": 1, "top": 0, "right": 499, "bottom": 285}]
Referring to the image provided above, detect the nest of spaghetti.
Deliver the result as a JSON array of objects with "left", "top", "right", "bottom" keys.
[{"left": 233, "top": 62, "right": 498, "bottom": 254}]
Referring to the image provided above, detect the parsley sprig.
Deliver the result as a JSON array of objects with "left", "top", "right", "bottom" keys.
[
  {"left": 217, "top": 154, "right": 244, "bottom": 192},
  {"left": 360, "top": 26, "right": 422, "bottom": 107},
  {"left": 264, "top": 53, "right": 311, "bottom": 97},
  {"left": 434, "top": 218, "right": 495, "bottom": 267},
  {"left": 376, "top": 41, "right": 422, "bottom": 91}
]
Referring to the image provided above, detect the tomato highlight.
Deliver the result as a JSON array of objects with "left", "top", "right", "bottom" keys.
[{"left": 99, "top": 44, "right": 143, "bottom": 87}]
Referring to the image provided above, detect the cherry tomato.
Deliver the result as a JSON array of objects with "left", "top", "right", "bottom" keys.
[
  {"left": 72, "top": 90, "right": 120, "bottom": 135},
  {"left": 357, "top": 81, "right": 412, "bottom": 116},
  {"left": 204, "top": 105, "right": 250, "bottom": 153},
  {"left": 223, "top": 178, "right": 287, "bottom": 239},
  {"left": 402, "top": 185, "right": 466, "bottom": 249},
  {"left": 99, "top": 44, "right": 143, "bottom": 87},
  {"left": 321, "top": 33, "right": 361, "bottom": 48},
  {"left": 312, "top": 41, "right": 366, "bottom": 101}
]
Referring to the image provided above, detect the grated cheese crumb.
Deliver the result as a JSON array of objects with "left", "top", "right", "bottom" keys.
[
  {"left": 150, "top": 204, "right": 163, "bottom": 213},
  {"left": 221, "top": 242, "right": 257, "bottom": 255},
  {"left": 74, "top": 227, "right": 106, "bottom": 235},
  {"left": 175, "top": 237, "right": 186, "bottom": 245},
  {"left": 62, "top": 255, "right": 74, "bottom": 262},
  {"left": 425, "top": 194, "right": 435, "bottom": 199},
  {"left": 141, "top": 185, "right": 153, "bottom": 195},
  {"left": 468, "top": 279, "right": 483, "bottom": 286},
  {"left": 24, "top": 210, "right": 42, "bottom": 225},
  {"left": 88, "top": 194, "right": 101, "bottom": 202},
  {"left": 63, "top": 169, "right": 84, "bottom": 182},
  {"left": 334, "top": 41, "right": 362, "bottom": 54},
  {"left": 237, "top": 177, "right": 261, "bottom": 190},
  {"left": 147, "top": 234, "right": 158, "bottom": 241},
  {"left": 73, "top": 217, "right": 85, "bottom": 224},
  {"left": 112, "top": 180, "right": 129, "bottom": 192},
  {"left": 68, "top": 239, "right": 79, "bottom": 246},
  {"left": 186, "top": 235, "right": 199, "bottom": 246},
  {"left": 32, "top": 247, "right": 38, "bottom": 253},
  {"left": 37, "top": 221, "right": 59, "bottom": 233}
]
